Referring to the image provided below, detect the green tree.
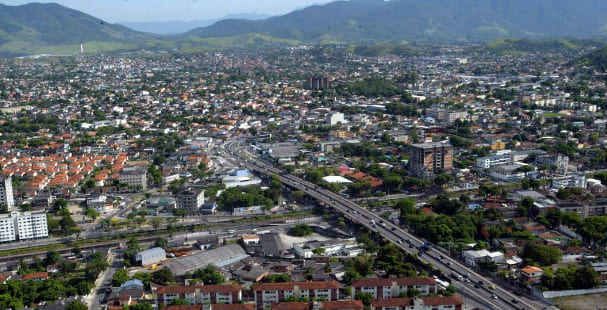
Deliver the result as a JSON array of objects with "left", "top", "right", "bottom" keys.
[
  {"left": 84, "top": 208, "right": 99, "bottom": 221},
  {"left": 44, "top": 250, "right": 61, "bottom": 266},
  {"left": 193, "top": 265, "right": 224, "bottom": 285},
  {"left": 152, "top": 268, "right": 175, "bottom": 285},
  {"left": 289, "top": 224, "right": 313, "bottom": 236},
  {"left": 155, "top": 238, "right": 168, "bottom": 249},
  {"left": 112, "top": 269, "right": 130, "bottom": 287},
  {"left": 521, "top": 243, "right": 562, "bottom": 266},
  {"left": 66, "top": 300, "right": 88, "bottom": 310}
]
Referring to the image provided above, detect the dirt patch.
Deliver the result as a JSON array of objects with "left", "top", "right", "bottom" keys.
[{"left": 551, "top": 291, "right": 607, "bottom": 310}]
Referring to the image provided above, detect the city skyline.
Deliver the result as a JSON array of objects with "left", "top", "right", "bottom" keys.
[{"left": 1, "top": 0, "right": 335, "bottom": 23}]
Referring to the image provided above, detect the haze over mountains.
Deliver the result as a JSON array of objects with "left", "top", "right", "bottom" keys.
[
  {"left": 2, "top": 0, "right": 607, "bottom": 55},
  {"left": 121, "top": 13, "right": 270, "bottom": 35}
]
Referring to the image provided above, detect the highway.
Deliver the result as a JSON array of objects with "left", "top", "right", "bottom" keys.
[{"left": 224, "top": 137, "right": 550, "bottom": 310}]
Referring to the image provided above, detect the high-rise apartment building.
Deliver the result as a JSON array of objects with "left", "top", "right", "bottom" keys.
[
  {"left": 0, "top": 176, "right": 14, "bottom": 211},
  {"left": 0, "top": 211, "right": 48, "bottom": 242},
  {"left": 409, "top": 142, "right": 453, "bottom": 179}
]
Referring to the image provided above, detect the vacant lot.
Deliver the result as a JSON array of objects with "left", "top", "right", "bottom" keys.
[{"left": 551, "top": 292, "right": 607, "bottom": 310}]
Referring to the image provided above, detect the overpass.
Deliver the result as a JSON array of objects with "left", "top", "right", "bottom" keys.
[{"left": 224, "top": 137, "right": 550, "bottom": 310}]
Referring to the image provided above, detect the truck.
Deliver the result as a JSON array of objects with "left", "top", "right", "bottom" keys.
[{"left": 451, "top": 272, "right": 464, "bottom": 281}]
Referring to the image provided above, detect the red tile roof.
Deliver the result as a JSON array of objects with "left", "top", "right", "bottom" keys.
[
  {"left": 372, "top": 296, "right": 463, "bottom": 307},
  {"left": 321, "top": 300, "right": 364, "bottom": 310},
  {"left": 22, "top": 272, "right": 49, "bottom": 280},
  {"left": 254, "top": 281, "right": 340, "bottom": 291},
  {"left": 351, "top": 277, "right": 436, "bottom": 287},
  {"left": 157, "top": 285, "right": 241, "bottom": 295}
]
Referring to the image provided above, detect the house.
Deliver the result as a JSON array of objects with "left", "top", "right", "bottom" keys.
[
  {"left": 156, "top": 284, "right": 242, "bottom": 306},
  {"left": 253, "top": 281, "right": 340, "bottom": 309},
  {"left": 371, "top": 296, "right": 464, "bottom": 310},
  {"left": 462, "top": 249, "right": 504, "bottom": 267},
  {"left": 22, "top": 271, "right": 49, "bottom": 281},
  {"left": 519, "top": 266, "right": 543, "bottom": 284},
  {"left": 242, "top": 235, "right": 260, "bottom": 245},
  {"left": 350, "top": 277, "right": 437, "bottom": 298}
]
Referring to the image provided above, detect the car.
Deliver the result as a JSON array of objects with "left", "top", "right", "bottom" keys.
[
  {"left": 409, "top": 244, "right": 414, "bottom": 248},
  {"left": 464, "top": 278, "right": 471, "bottom": 283},
  {"left": 511, "top": 299, "right": 519, "bottom": 304},
  {"left": 491, "top": 294, "right": 498, "bottom": 299},
  {"left": 489, "top": 284, "right": 496, "bottom": 290},
  {"left": 397, "top": 239, "right": 403, "bottom": 244},
  {"left": 438, "top": 254, "right": 444, "bottom": 259},
  {"left": 391, "top": 227, "right": 396, "bottom": 231},
  {"left": 446, "top": 261, "right": 452, "bottom": 266},
  {"left": 477, "top": 280, "right": 484, "bottom": 285},
  {"left": 474, "top": 283, "right": 480, "bottom": 288}
]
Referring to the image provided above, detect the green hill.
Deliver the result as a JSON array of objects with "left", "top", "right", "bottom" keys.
[
  {"left": 0, "top": 2, "right": 153, "bottom": 55},
  {"left": 577, "top": 47, "right": 607, "bottom": 71},
  {"left": 474, "top": 38, "right": 607, "bottom": 54},
  {"left": 187, "top": 0, "right": 607, "bottom": 43}
]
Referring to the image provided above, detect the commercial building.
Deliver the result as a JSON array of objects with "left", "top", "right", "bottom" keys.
[
  {"left": 551, "top": 174, "right": 586, "bottom": 189},
  {"left": 176, "top": 188, "right": 205, "bottom": 214},
  {"left": 222, "top": 170, "right": 262, "bottom": 188},
  {"left": 156, "top": 284, "right": 243, "bottom": 306},
  {"left": 350, "top": 277, "right": 437, "bottom": 298},
  {"left": 164, "top": 244, "right": 248, "bottom": 276},
  {"left": 0, "top": 211, "right": 48, "bottom": 242},
  {"left": 371, "top": 296, "right": 464, "bottom": 310},
  {"left": 135, "top": 247, "right": 166, "bottom": 266},
  {"left": 426, "top": 108, "right": 468, "bottom": 124},
  {"left": 476, "top": 154, "right": 512, "bottom": 169},
  {"left": 409, "top": 142, "right": 453, "bottom": 179},
  {"left": 119, "top": 166, "right": 148, "bottom": 190},
  {"left": 327, "top": 112, "right": 345, "bottom": 126},
  {"left": 0, "top": 176, "right": 14, "bottom": 211},
  {"left": 254, "top": 281, "right": 340, "bottom": 309}
]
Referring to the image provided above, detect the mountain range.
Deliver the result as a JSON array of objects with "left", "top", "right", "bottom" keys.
[{"left": 2, "top": 0, "right": 607, "bottom": 55}]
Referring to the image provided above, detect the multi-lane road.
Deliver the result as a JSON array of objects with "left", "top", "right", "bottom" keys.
[{"left": 223, "top": 137, "right": 551, "bottom": 310}]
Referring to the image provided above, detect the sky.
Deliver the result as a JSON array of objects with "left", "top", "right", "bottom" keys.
[{"left": 1, "top": 0, "right": 336, "bottom": 22}]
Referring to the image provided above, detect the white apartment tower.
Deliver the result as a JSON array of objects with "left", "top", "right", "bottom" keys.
[
  {"left": 0, "top": 215, "right": 16, "bottom": 242},
  {"left": 0, "top": 212, "right": 48, "bottom": 243},
  {"left": 16, "top": 212, "right": 49, "bottom": 240},
  {"left": 0, "top": 176, "right": 14, "bottom": 211}
]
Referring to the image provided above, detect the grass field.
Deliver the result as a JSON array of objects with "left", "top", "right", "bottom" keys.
[{"left": 550, "top": 291, "right": 607, "bottom": 310}]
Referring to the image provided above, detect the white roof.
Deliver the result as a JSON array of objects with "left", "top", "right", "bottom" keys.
[{"left": 321, "top": 176, "right": 352, "bottom": 184}]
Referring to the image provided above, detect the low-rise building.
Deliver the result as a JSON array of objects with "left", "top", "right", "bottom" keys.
[
  {"left": 136, "top": 247, "right": 166, "bottom": 266},
  {"left": 272, "top": 300, "right": 364, "bottom": 310},
  {"left": 253, "top": 281, "right": 340, "bottom": 309},
  {"left": 222, "top": 170, "right": 262, "bottom": 188},
  {"left": 462, "top": 249, "right": 504, "bottom": 267},
  {"left": 119, "top": 166, "right": 147, "bottom": 190},
  {"left": 156, "top": 285, "right": 243, "bottom": 306},
  {"left": 176, "top": 188, "right": 205, "bottom": 214},
  {"left": 371, "top": 296, "right": 464, "bottom": 310},
  {"left": 350, "top": 277, "right": 437, "bottom": 298},
  {"left": 519, "top": 266, "right": 543, "bottom": 284}
]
